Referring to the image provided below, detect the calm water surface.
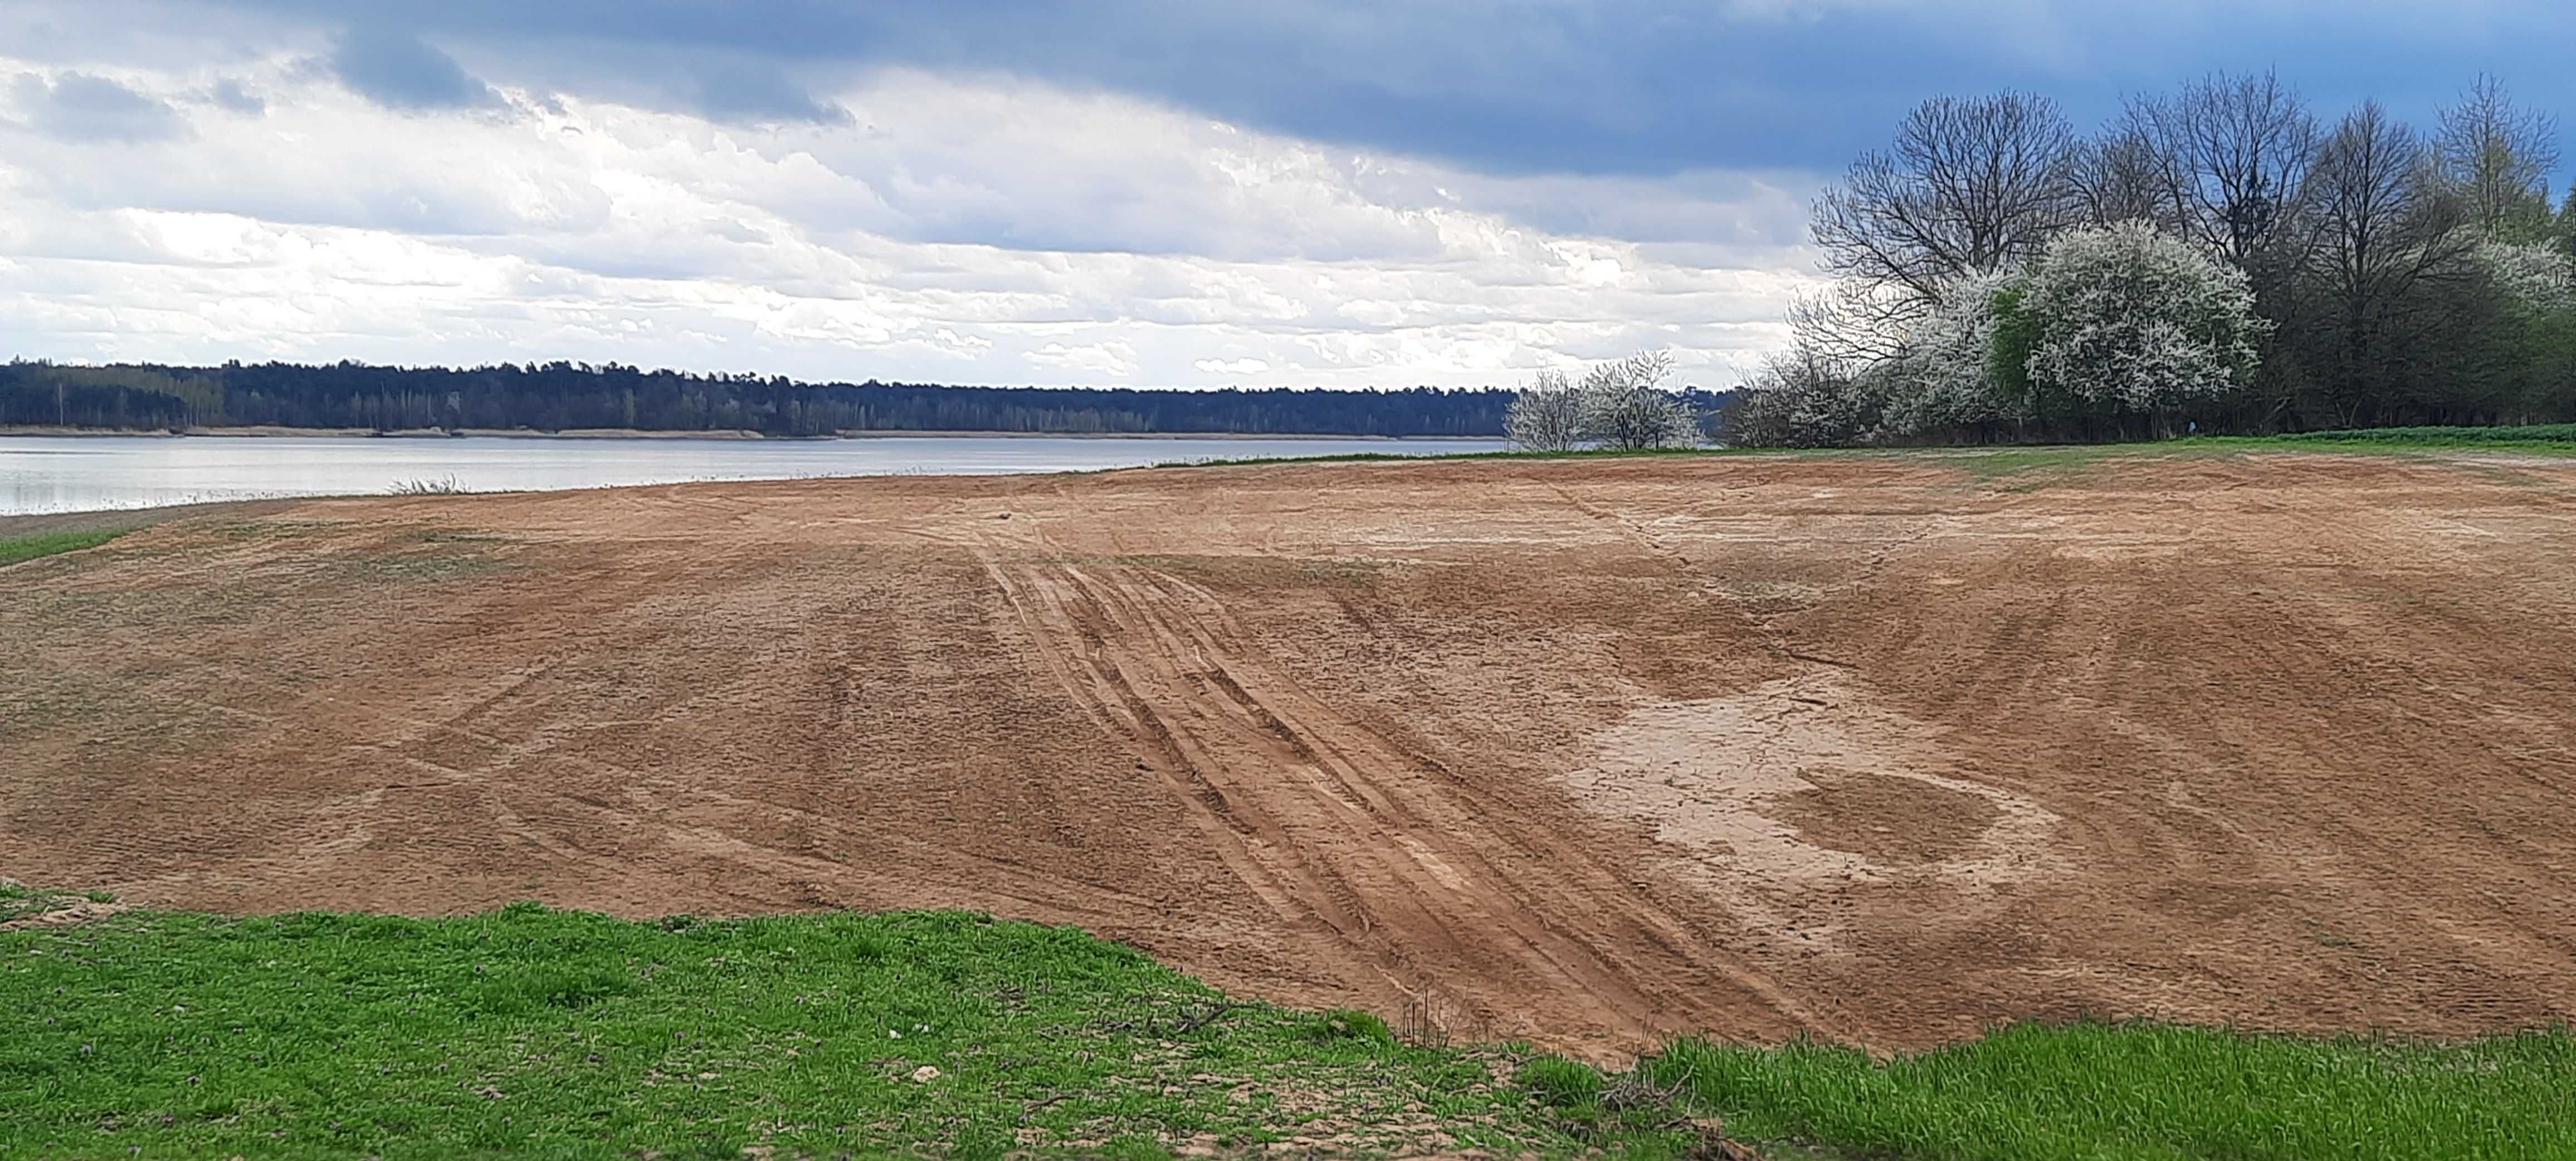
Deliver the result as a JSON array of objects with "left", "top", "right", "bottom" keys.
[{"left": 0, "top": 434, "right": 1511, "bottom": 515}]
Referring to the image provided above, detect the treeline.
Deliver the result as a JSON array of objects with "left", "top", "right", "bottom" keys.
[
  {"left": 0, "top": 360, "right": 1518, "bottom": 437},
  {"left": 1729, "top": 74, "right": 2576, "bottom": 446}
]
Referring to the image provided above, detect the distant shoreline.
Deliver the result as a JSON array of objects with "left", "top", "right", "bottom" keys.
[{"left": 0, "top": 425, "right": 1500, "bottom": 442}]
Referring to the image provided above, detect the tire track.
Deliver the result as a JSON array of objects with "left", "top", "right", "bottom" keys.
[{"left": 981, "top": 548, "right": 1817, "bottom": 1042}]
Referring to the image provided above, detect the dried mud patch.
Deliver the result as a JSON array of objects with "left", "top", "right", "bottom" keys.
[
  {"left": 1765, "top": 767, "right": 2004, "bottom": 865},
  {"left": 1559, "top": 674, "right": 2062, "bottom": 899}
]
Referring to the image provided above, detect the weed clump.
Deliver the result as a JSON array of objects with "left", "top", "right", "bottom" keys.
[
  {"left": 0, "top": 529, "right": 125, "bottom": 567},
  {"left": 1305, "top": 1007, "right": 1397, "bottom": 1046},
  {"left": 1517, "top": 1055, "right": 1606, "bottom": 1111}
]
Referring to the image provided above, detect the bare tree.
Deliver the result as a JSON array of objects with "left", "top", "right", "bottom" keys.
[
  {"left": 2439, "top": 74, "right": 2562, "bottom": 237},
  {"left": 2125, "top": 71, "right": 2321, "bottom": 270},
  {"left": 2311, "top": 103, "right": 2462, "bottom": 308},
  {"left": 1784, "top": 280, "right": 1917, "bottom": 365},
  {"left": 1811, "top": 91, "right": 2079, "bottom": 319},
  {"left": 2301, "top": 101, "right": 2477, "bottom": 423},
  {"left": 2067, "top": 125, "right": 2173, "bottom": 228}
]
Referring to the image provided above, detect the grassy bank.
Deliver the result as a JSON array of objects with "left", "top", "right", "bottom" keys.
[
  {"left": 1155, "top": 444, "right": 1740, "bottom": 470},
  {"left": 5, "top": 901, "right": 2570, "bottom": 1159},
  {"left": 1159, "top": 425, "right": 2576, "bottom": 472},
  {"left": 2273, "top": 422, "right": 2576, "bottom": 445},
  {"left": 1528, "top": 1024, "right": 2574, "bottom": 1161},
  {"left": 0, "top": 528, "right": 124, "bottom": 567},
  {"left": 3, "top": 903, "right": 1591, "bottom": 1160}
]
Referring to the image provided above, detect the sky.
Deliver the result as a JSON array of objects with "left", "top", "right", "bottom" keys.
[{"left": 4, "top": 1, "right": 2573, "bottom": 389}]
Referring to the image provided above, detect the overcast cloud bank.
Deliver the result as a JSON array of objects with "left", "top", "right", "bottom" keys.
[{"left": 2, "top": 1, "right": 2569, "bottom": 387}]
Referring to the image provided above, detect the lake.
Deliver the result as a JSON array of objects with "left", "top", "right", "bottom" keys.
[{"left": 0, "top": 434, "right": 1514, "bottom": 516}]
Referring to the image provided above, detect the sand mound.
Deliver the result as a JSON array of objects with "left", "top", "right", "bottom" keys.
[{"left": 6, "top": 448, "right": 2573, "bottom": 1050}]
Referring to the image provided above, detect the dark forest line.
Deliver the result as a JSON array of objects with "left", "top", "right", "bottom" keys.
[{"left": 0, "top": 360, "right": 1544, "bottom": 438}]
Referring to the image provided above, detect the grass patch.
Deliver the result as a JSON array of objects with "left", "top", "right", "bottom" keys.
[
  {"left": 1154, "top": 445, "right": 1759, "bottom": 470},
  {"left": 1525, "top": 1023, "right": 2576, "bottom": 1161},
  {"left": 1152, "top": 426, "right": 2576, "bottom": 475},
  {"left": 2272, "top": 423, "right": 2576, "bottom": 445},
  {"left": 2, "top": 904, "right": 1605, "bottom": 1159},
  {"left": 6, "top": 901, "right": 2568, "bottom": 1159},
  {"left": 0, "top": 529, "right": 124, "bottom": 567}
]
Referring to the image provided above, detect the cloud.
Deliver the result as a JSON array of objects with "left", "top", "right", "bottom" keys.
[
  {"left": 130, "top": 0, "right": 2576, "bottom": 179},
  {"left": 9, "top": 71, "right": 614, "bottom": 237},
  {"left": 689, "top": 61, "right": 850, "bottom": 125},
  {"left": 15, "top": 0, "right": 2572, "bottom": 392},
  {"left": 1027, "top": 340, "right": 1140, "bottom": 377},
  {"left": 9, "top": 70, "right": 190, "bottom": 142},
  {"left": 0, "top": 39, "right": 1828, "bottom": 387},
  {"left": 207, "top": 76, "right": 265, "bottom": 114},
  {"left": 326, "top": 26, "right": 500, "bottom": 111}
]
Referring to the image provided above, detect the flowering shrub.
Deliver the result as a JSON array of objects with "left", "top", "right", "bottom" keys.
[{"left": 2019, "top": 221, "right": 2270, "bottom": 412}]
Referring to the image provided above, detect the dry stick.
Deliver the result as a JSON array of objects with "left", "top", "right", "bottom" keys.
[{"left": 1168, "top": 1001, "right": 1245, "bottom": 1036}]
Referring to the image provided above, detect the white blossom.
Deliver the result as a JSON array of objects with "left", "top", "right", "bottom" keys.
[
  {"left": 1504, "top": 367, "right": 1586, "bottom": 451},
  {"left": 2473, "top": 239, "right": 2576, "bottom": 312},
  {"left": 1882, "top": 270, "right": 2035, "bottom": 433},
  {"left": 1576, "top": 350, "right": 1700, "bottom": 450},
  {"left": 2019, "top": 220, "right": 2269, "bottom": 411}
]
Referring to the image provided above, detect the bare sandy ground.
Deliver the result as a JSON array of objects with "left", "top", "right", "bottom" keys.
[{"left": 6, "top": 448, "right": 2573, "bottom": 1054}]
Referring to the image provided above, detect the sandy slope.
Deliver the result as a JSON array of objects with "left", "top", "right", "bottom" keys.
[{"left": 6, "top": 448, "right": 2573, "bottom": 1053}]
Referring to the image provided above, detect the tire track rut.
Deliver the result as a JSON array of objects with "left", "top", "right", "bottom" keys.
[{"left": 982, "top": 550, "right": 1814, "bottom": 1042}]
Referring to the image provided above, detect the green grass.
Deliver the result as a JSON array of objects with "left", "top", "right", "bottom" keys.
[
  {"left": 1591, "top": 1023, "right": 2576, "bottom": 1160},
  {"left": 0, "top": 529, "right": 124, "bottom": 567},
  {"left": 7, "top": 902, "right": 2570, "bottom": 1160},
  {"left": 1154, "top": 425, "right": 2576, "bottom": 474},
  {"left": 2, "top": 904, "right": 1606, "bottom": 1160},
  {"left": 1154, "top": 444, "right": 1754, "bottom": 470},
  {"left": 2272, "top": 423, "right": 2576, "bottom": 445}
]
